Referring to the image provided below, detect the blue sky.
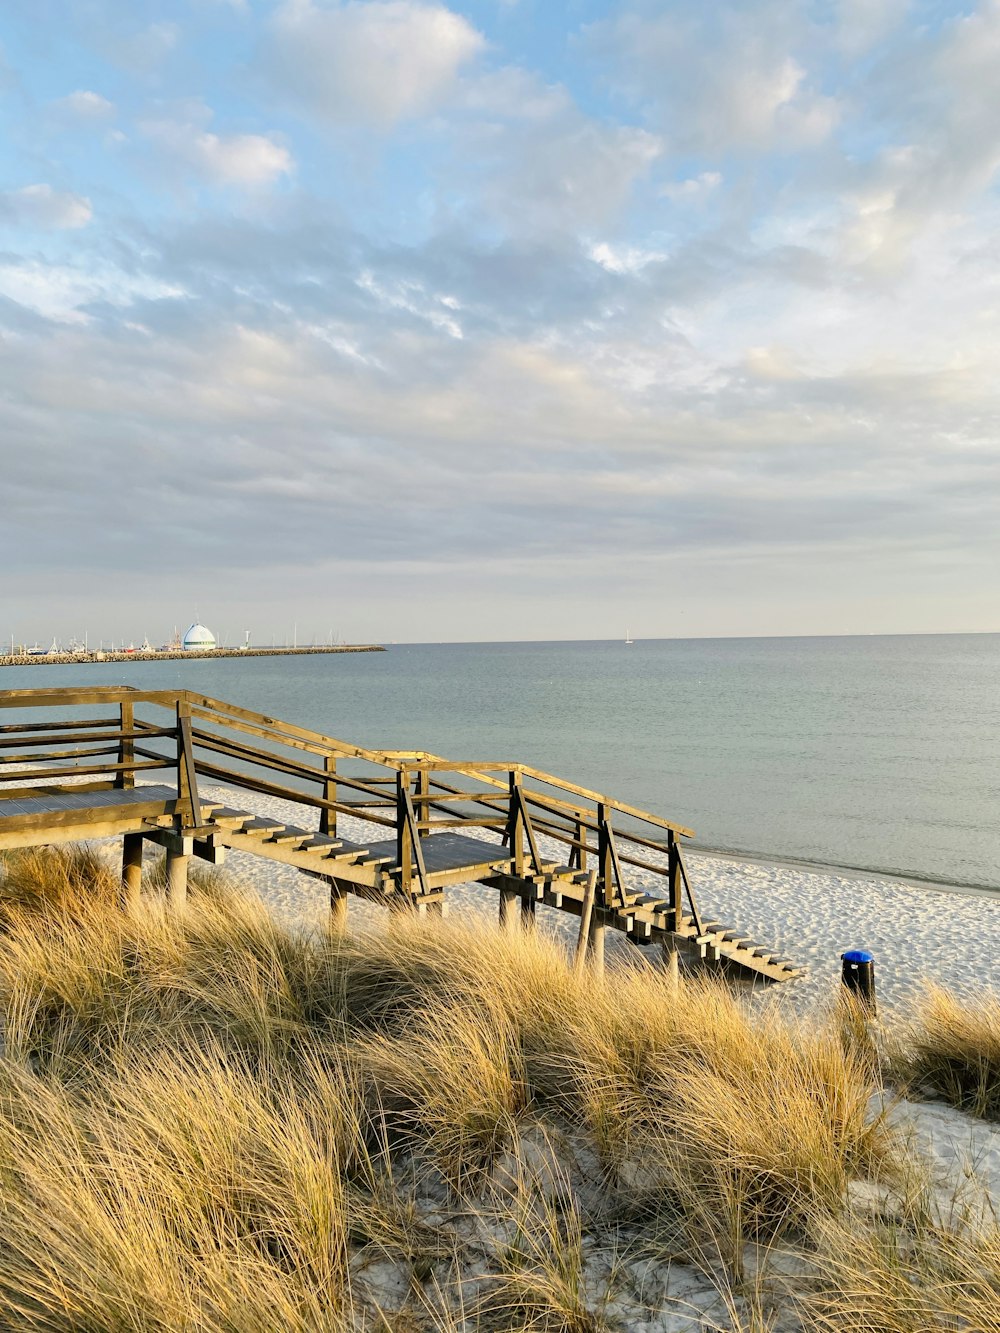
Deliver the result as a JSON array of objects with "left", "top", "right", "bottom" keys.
[{"left": 1, "top": 0, "right": 998, "bottom": 643}]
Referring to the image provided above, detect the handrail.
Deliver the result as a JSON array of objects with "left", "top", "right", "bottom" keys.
[{"left": 0, "top": 686, "right": 702, "bottom": 926}]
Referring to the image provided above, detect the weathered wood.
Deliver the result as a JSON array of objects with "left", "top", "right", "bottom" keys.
[
  {"left": 0, "top": 758, "right": 169, "bottom": 786},
  {"left": 597, "top": 802, "right": 613, "bottom": 909},
  {"left": 176, "top": 702, "right": 203, "bottom": 829},
  {"left": 121, "top": 832, "right": 143, "bottom": 909},
  {"left": 320, "top": 755, "right": 337, "bottom": 837},
  {"left": 166, "top": 848, "right": 188, "bottom": 909},
  {"left": 0, "top": 716, "right": 122, "bottom": 736},
  {"left": 117, "top": 700, "right": 135, "bottom": 790},
  {"left": 0, "top": 742, "right": 122, "bottom": 767},
  {"left": 587, "top": 916, "right": 605, "bottom": 972},
  {"left": 192, "top": 760, "right": 397, "bottom": 830},
  {"left": 329, "top": 878, "right": 348, "bottom": 930},
  {"left": 0, "top": 685, "right": 796, "bottom": 983},
  {"left": 667, "top": 833, "right": 681, "bottom": 932},
  {"left": 415, "top": 767, "right": 430, "bottom": 841},
  {"left": 396, "top": 774, "right": 430, "bottom": 900},
  {"left": 0, "top": 726, "right": 173, "bottom": 751},
  {"left": 573, "top": 870, "right": 598, "bottom": 975},
  {"left": 499, "top": 886, "right": 520, "bottom": 933}
]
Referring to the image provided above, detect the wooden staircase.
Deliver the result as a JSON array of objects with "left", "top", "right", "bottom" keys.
[{"left": 0, "top": 687, "right": 803, "bottom": 985}]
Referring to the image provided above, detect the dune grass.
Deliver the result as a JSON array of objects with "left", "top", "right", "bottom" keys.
[
  {"left": 0, "top": 844, "right": 994, "bottom": 1331},
  {"left": 890, "top": 982, "right": 1000, "bottom": 1122}
]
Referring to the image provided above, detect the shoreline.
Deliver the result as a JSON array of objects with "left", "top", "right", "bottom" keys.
[
  {"left": 688, "top": 841, "right": 1000, "bottom": 901},
  {"left": 0, "top": 644, "right": 385, "bottom": 667}
]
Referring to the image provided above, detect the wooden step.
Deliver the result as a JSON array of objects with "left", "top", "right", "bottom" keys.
[
  {"left": 234, "top": 818, "right": 286, "bottom": 837},
  {"left": 266, "top": 826, "right": 314, "bottom": 845},
  {"left": 207, "top": 807, "right": 255, "bottom": 828},
  {"left": 296, "top": 834, "right": 345, "bottom": 852}
]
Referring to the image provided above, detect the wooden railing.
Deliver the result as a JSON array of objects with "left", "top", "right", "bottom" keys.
[{"left": 0, "top": 686, "right": 703, "bottom": 931}]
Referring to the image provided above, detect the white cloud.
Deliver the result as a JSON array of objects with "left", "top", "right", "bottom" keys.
[
  {"left": 661, "top": 171, "right": 722, "bottom": 202},
  {"left": 0, "top": 258, "right": 184, "bottom": 321},
  {"left": 591, "top": 7, "right": 838, "bottom": 153},
  {"left": 266, "top": 0, "right": 485, "bottom": 127},
  {"left": 452, "top": 114, "right": 662, "bottom": 238},
  {"left": 835, "top": 0, "right": 908, "bottom": 55},
  {"left": 193, "top": 131, "right": 293, "bottom": 185},
  {"left": 589, "top": 241, "right": 668, "bottom": 275},
  {"left": 108, "top": 21, "right": 179, "bottom": 70},
  {"left": 54, "top": 90, "right": 116, "bottom": 120},
  {"left": 140, "top": 110, "right": 293, "bottom": 186},
  {"left": 0, "top": 185, "right": 92, "bottom": 230}
]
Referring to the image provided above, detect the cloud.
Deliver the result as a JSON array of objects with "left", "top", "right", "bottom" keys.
[
  {"left": 588, "top": 5, "right": 838, "bottom": 153},
  {"left": 54, "top": 90, "right": 116, "bottom": 120},
  {"left": 264, "top": 0, "right": 485, "bottom": 127},
  {"left": 661, "top": 171, "right": 722, "bottom": 202},
  {"left": 105, "top": 21, "right": 179, "bottom": 71},
  {"left": 140, "top": 108, "right": 294, "bottom": 186},
  {"left": 192, "top": 131, "right": 293, "bottom": 185},
  {"left": 432, "top": 64, "right": 663, "bottom": 242},
  {"left": 0, "top": 185, "right": 92, "bottom": 230}
]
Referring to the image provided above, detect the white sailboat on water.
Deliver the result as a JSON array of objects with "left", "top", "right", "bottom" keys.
[{"left": 624, "top": 628, "right": 634, "bottom": 644}]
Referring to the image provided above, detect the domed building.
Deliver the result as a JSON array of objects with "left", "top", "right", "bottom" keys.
[{"left": 182, "top": 623, "right": 216, "bottom": 652}]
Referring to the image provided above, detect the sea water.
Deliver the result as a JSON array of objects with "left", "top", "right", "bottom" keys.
[{"left": 3, "top": 634, "right": 998, "bottom": 891}]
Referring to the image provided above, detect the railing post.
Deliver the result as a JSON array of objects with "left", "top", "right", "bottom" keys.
[
  {"left": 175, "top": 700, "right": 202, "bottom": 830},
  {"left": 573, "top": 816, "right": 587, "bottom": 872},
  {"left": 667, "top": 830, "right": 682, "bottom": 933},
  {"left": 396, "top": 769, "right": 413, "bottom": 902},
  {"left": 320, "top": 754, "right": 337, "bottom": 837},
  {"left": 416, "top": 766, "right": 430, "bottom": 840},
  {"left": 509, "top": 770, "right": 524, "bottom": 878},
  {"left": 116, "top": 700, "right": 134, "bottom": 790},
  {"left": 597, "top": 801, "right": 613, "bottom": 908}
]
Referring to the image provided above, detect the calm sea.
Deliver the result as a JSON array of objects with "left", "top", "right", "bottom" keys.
[{"left": 3, "top": 635, "right": 998, "bottom": 891}]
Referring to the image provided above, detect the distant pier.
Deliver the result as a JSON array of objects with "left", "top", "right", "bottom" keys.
[{"left": 0, "top": 645, "right": 385, "bottom": 668}]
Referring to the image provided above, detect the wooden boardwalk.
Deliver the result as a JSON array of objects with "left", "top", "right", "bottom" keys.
[{"left": 0, "top": 687, "right": 801, "bottom": 982}]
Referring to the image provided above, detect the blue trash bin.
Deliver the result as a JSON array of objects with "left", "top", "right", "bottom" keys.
[{"left": 841, "top": 949, "right": 876, "bottom": 1014}]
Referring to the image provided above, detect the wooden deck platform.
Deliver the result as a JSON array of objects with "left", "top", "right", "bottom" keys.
[
  {"left": 0, "top": 687, "right": 803, "bottom": 984},
  {"left": 0, "top": 785, "right": 180, "bottom": 849}
]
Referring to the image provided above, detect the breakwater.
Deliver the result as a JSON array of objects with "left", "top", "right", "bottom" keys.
[{"left": 0, "top": 645, "right": 385, "bottom": 668}]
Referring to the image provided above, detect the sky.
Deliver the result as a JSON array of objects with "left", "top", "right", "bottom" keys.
[{"left": 1, "top": 0, "right": 998, "bottom": 645}]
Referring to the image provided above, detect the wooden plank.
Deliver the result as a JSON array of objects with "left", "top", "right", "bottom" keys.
[
  {"left": 0, "top": 687, "right": 176, "bottom": 709},
  {"left": 186, "top": 694, "right": 394, "bottom": 766},
  {"left": 117, "top": 700, "right": 135, "bottom": 790},
  {"left": 0, "top": 758, "right": 169, "bottom": 785},
  {"left": 192, "top": 760, "right": 398, "bottom": 830},
  {"left": 0, "top": 781, "right": 115, "bottom": 802},
  {"left": 320, "top": 754, "right": 337, "bottom": 837},
  {"left": 0, "top": 716, "right": 122, "bottom": 736},
  {"left": 0, "top": 726, "right": 174, "bottom": 749},
  {"left": 0, "top": 743, "right": 122, "bottom": 766},
  {"left": 573, "top": 870, "right": 598, "bottom": 976},
  {"left": 191, "top": 727, "right": 392, "bottom": 803}
]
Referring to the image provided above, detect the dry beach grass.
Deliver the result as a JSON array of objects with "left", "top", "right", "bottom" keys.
[{"left": 0, "top": 846, "right": 994, "bottom": 1331}]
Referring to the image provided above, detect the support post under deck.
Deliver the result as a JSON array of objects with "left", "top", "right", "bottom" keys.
[
  {"left": 587, "top": 917, "right": 606, "bottom": 972},
  {"left": 329, "top": 879, "right": 348, "bottom": 931},
  {"left": 499, "top": 886, "right": 519, "bottom": 932},
  {"left": 121, "top": 833, "right": 143, "bottom": 910},
  {"left": 166, "top": 848, "right": 189, "bottom": 909},
  {"left": 662, "top": 936, "right": 680, "bottom": 993}
]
